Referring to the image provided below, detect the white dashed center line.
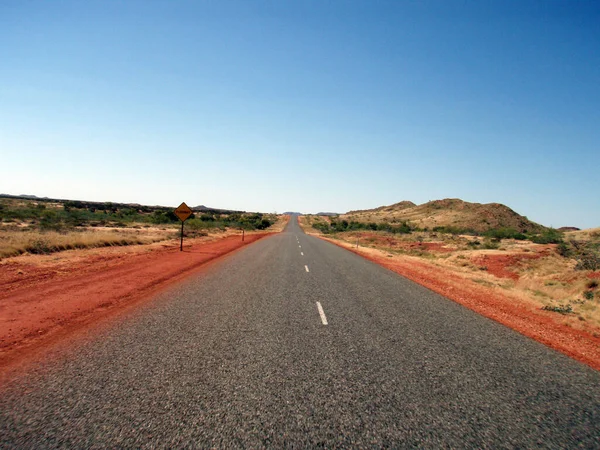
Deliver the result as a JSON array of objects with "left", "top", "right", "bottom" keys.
[
  {"left": 300, "top": 252, "right": 304, "bottom": 256},
  {"left": 305, "top": 265, "right": 309, "bottom": 272},
  {"left": 316, "top": 302, "right": 328, "bottom": 325}
]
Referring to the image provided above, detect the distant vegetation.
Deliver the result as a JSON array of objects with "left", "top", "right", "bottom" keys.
[
  {"left": 0, "top": 195, "right": 275, "bottom": 232},
  {"left": 312, "top": 218, "right": 413, "bottom": 235},
  {"left": 310, "top": 215, "right": 565, "bottom": 246},
  {"left": 186, "top": 213, "right": 274, "bottom": 232},
  {"left": 0, "top": 195, "right": 277, "bottom": 258}
]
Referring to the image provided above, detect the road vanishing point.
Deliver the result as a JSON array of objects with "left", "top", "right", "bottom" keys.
[{"left": 1, "top": 218, "right": 599, "bottom": 447}]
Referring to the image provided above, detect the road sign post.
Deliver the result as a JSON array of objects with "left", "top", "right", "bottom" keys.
[
  {"left": 180, "top": 221, "right": 184, "bottom": 251},
  {"left": 174, "top": 202, "right": 193, "bottom": 252}
]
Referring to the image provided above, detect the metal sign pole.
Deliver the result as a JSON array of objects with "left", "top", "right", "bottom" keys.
[{"left": 180, "top": 221, "right": 184, "bottom": 251}]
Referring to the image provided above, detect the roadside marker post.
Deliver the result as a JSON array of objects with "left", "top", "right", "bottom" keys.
[{"left": 174, "top": 202, "right": 193, "bottom": 251}]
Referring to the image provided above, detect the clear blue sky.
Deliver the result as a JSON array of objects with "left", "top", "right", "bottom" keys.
[{"left": 1, "top": 1, "right": 599, "bottom": 228}]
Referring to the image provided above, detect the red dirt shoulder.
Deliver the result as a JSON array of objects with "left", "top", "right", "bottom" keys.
[{"left": 0, "top": 233, "right": 274, "bottom": 373}]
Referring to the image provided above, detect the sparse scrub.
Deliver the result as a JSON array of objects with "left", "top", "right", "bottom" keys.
[
  {"left": 432, "top": 226, "right": 477, "bottom": 235},
  {"left": 542, "top": 304, "right": 573, "bottom": 314},
  {"left": 555, "top": 239, "right": 600, "bottom": 271},
  {"left": 575, "top": 253, "right": 600, "bottom": 271},
  {"left": 481, "top": 239, "right": 500, "bottom": 250}
]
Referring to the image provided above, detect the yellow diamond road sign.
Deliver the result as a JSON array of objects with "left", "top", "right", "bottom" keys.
[{"left": 174, "top": 202, "right": 193, "bottom": 222}]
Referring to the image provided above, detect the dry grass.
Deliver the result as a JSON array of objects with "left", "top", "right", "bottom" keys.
[
  {"left": 0, "top": 215, "right": 288, "bottom": 260},
  {"left": 565, "top": 227, "right": 600, "bottom": 241},
  {"left": 0, "top": 228, "right": 171, "bottom": 259}
]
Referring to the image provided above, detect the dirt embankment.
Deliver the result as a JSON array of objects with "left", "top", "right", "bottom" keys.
[
  {"left": 0, "top": 232, "right": 273, "bottom": 370},
  {"left": 319, "top": 236, "right": 600, "bottom": 372}
]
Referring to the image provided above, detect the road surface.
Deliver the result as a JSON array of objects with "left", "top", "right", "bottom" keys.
[{"left": 1, "top": 217, "right": 599, "bottom": 447}]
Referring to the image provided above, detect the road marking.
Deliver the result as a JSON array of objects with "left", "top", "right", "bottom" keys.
[
  {"left": 305, "top": 265, "right": 309, "bottom": 272},
  {"left": 300, "top": 252, "right": 304, "bottom": 256},
  {"left": 316, "top": 302, "right": 328, "bottom": 325},
  {"left": 299, "top": 245, "right": 301, "bottom": 248}
]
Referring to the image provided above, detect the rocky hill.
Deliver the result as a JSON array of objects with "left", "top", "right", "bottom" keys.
[
  {"left": 347, "top": 201, "right": 416, "bottom": 214},
  {"left": 342, "top": 198, "right": 546, "bottom": 233}
]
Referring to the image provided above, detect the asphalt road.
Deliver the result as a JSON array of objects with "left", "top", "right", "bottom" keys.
[{"left": 1, "top": 217, "right": 599, "bottom": 448}]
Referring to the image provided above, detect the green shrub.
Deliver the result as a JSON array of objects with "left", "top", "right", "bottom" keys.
[
  {"left": 151, "top": 210, "right": 179, "bottom": 224},
  {"left": 484, "top": 228, "right": 527, "bottom": 240},
  {"left": 257, "top": 218, "right": 272, "bottom": 230},
  {"left": 312, "top": 221, "right": 331, "bottom": 233},
  {"left": 39, "top": 211, "right": 64, "bottom": 231},
  {"left": 530, "top": 228, "right": 563, "bottom": 244}
]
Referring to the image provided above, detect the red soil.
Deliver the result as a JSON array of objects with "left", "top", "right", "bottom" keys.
[
  {"left": 323, "top": 238, "right": 600, "bottom": 372},
  {"left": 0, "top": 233, "right": 273, "bottom": 371},
  {"left": 472, "top": 252, "right": 545, "bottom": 281}
]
